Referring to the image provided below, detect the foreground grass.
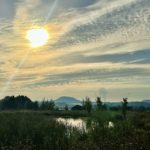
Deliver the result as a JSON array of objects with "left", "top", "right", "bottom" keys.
[{"left": 0, "top": 111, "right": 149, "bottom": 150}]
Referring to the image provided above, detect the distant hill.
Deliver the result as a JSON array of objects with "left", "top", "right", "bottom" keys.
[
  {"left": 54, "top": 97, "right": 150, "bottom": 108},
  {"left": 128, "top": 100, "right": 150, "bottom": 108},
  {"left": 1, "top": 95, "right": 149, "bottom": 110},
  {"left": 105, "top": 100, "right": 150, "bottom": 108},
  {"left": 143, "top": 100, "right": 150, "bottom": 103},
  {"left": 54, "top": 96, "right": 82, "bottom": 107}
]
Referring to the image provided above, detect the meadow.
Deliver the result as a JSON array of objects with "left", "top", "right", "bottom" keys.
[{"left": 0, "top": 110, "right": 149, "bottom": 150}]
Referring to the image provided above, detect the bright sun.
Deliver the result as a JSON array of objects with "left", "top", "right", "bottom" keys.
[{"left": 26, "top": 28, "right": 49, "bottom": 48}]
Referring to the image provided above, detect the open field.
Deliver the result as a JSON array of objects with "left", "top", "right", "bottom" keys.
[{"left": 0, "top": 110, "right": 149, "bottom": 150}]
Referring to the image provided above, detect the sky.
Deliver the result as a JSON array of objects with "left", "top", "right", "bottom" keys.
[{"left": 0, "top": 0, "right": 150, "bottom": 101}]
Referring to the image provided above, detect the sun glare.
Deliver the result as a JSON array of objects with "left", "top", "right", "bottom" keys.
[{"left": 26, "top": 28, "right": 49, "bottom": 48}]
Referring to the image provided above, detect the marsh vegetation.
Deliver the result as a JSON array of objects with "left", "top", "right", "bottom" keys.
[
  {"left": 0, "top": 110, "right": 149, "bottom": 150},
  {"left": 0, "top": 96, "right": 150, "bottom": 149}
]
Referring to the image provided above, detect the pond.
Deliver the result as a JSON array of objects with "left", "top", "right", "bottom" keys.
[
  {"left": 56, "top": 117, "right": 114, "bottom": 131},
  {"left": 56, "top": 117, "right": 86, "bottom": 131}
]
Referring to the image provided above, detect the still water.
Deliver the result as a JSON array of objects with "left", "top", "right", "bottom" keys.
[
  {"left": 56, "top": 118, "right": 86, "bottom": 131},
  {"left": 56, "top": 117, "right": 114, "bottom": 131}
]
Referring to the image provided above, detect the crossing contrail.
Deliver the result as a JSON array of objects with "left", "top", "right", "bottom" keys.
[
  {"left": 0, "top": 50, "right": 30, "bottom": 98},
  {"left": 43, "top": 0, "right": 59, "bottom": 25},
  {"left": 0, "top": 0, "right": 59, "bottom": 98}
]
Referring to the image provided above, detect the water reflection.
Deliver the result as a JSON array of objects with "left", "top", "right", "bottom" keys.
[
  {"left": 108, "top": 121, "right": 114, "bottom": 128},
  {"left": 56, "top": 118, "right": 86, "bottom": 131},
  {"left": 56, "top": 117, "right": 114, "bottom": 131}
]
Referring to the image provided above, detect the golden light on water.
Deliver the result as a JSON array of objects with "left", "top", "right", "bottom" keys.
[{"left": 26, "top": 28, "right": 49, "bottom": 48}]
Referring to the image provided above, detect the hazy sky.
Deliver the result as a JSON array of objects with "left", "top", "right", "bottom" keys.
[{"left": 0, "top": 0, "right": 150, "bottom": 101}]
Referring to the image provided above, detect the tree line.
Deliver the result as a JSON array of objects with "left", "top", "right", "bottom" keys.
[
  {"left": 0, "top": 95, "right": 130, "bottom": 120},
  {"left": 0, "top": 95, "right": 129, "bottom": 117},
  {"left": 0, "top": 95, "right": 57, "bottom": 111},
  {"left": 0, "top": 96, "right": 38, "bottom": 110}
]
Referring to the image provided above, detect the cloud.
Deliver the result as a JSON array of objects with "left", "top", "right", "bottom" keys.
[
  {"left": 55, "top": 49, "right": 150, "bottom": 65},
  {"left": 0, "top": 0, "right": 150, "bottom": 100},
  {"left": 0, "top": 0, "right": 17, "bottom": 20}
]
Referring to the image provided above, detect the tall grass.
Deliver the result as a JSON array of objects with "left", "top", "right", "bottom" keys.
[
  {"left": 0, "top": 111, "right": 149, "bottom": 150},
  {"left": 0, "top": 113, "right": 71, "bottom": 150}
]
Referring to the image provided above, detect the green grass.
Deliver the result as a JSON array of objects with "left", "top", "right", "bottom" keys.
[
  {"left": 0, "top": 111, "right": 149, "bottom": 150},
  {"left": 0, "top": 110, "right": 88, "bottom": 118},
  {"left": 44, "top": 110, "right": 88, "bottom": 118}
]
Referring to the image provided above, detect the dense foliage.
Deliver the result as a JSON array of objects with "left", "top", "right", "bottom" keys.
[
  {"left": 0, "top": 96, "right": 56, "bottom": 111},
  {"left": 0, "top": 96, "right": 38, "bottom": 110}
]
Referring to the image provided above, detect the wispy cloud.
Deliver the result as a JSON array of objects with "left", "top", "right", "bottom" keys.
[{"left": 0, "top": 0, "right": 150, "bottom": 100}]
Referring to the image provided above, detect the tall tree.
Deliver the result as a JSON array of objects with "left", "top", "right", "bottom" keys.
[
  {"left": 122, "top": 98, "right": 128, "bottom": 119},
  {"left": 85, "top": 97, "right": 92, "bottom": 113},
  {"left": 82, "top": 99, "right": 86, "bottom": 110},
  {"left": 49, "top": 100, "right": 55, "bottom": 110},
  {"left": 40, "top": 99, "right": 55, "bottom": 110},
  {"left": 64, "top": 104, "right": 69, "bottom": 111},
  {"left": 96, "top": 97, "right": 103, "bottom": 110}
]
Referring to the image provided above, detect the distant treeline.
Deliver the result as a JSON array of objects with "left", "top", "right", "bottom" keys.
[
  {"left": 0, "top": 95, "right": 58, "bottom": 111},
  {"left": 0, "top": 95, "right": 150, "bottom": 112},
  {"left": 0, "top": 95, "right": 112, "bottom": 111}
]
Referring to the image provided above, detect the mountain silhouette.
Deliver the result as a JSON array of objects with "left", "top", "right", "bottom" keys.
[{"left": 55, "top": 96, "right": 81, "bottom": 107}]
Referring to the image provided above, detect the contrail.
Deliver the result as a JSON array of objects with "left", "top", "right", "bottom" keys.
[
  {"left": 0, "top": 0, "right": 59, "bottom": 98},
  {"left": 0, "top": 50, "right": 30, "bottom": 98},
  {"left": 43, "top": 0, "right": 59, "bottom": 25}
]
